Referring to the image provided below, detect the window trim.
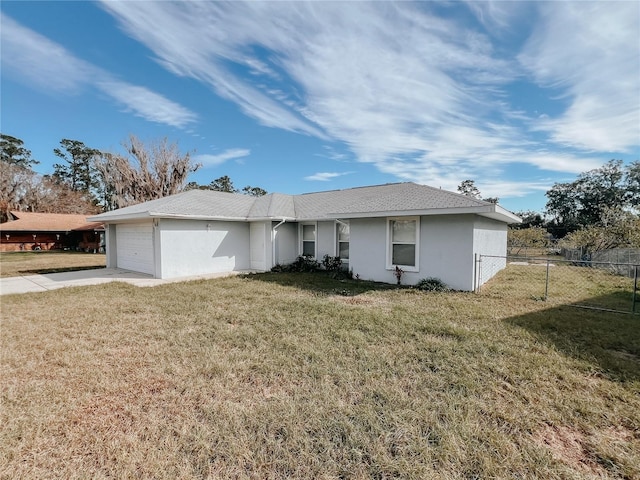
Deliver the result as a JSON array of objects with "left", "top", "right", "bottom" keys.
[
  {"left": 386, "top": 216, "right": 420, "bottom": 272},
  {"left": 336, "top": 220, "right": 349, "bottom": 268},
  {"left": 299, "top": 222, "right": 317, "bottom": 258}
]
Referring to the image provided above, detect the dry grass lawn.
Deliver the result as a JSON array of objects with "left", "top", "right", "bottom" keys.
[
  {"left": 1, "top": 270, "right": 639, "bottom": 479},
  {"left": 0, "top": 251, "right": 106, "bottom": 277}
]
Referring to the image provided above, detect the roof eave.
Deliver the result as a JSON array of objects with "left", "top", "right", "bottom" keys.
[
  {"left": 247, "top": 216, "right": 297, "bottom": 222},
  {"left": 327, "top": 205, "right": 522, "bottom": 223},
  {"left": 91, "top": 211, "right": 264, "bottom": 223},
  {"left": 478, "top": 205, "right": 522, "bottom": 224},
  {"left": 88, "top": 211, "right": 154, "bottom": 222},
  {"left": 151, "top": 212, "right": 249, "bottom": 222}
]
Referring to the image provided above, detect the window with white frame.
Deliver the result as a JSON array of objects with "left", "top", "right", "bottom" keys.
[
  {"left": 301, "top": 223, "right": 316, "bottom": 257},
  {"left": 337, "top": 221, "right": 349, "bottom": 268},
  {"left": 387, "top": 217, "right": 419, "bottom": 270}
]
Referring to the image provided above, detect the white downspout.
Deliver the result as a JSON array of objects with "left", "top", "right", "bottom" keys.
[{"left": 271, "top": 219, "right": 286, "bottom": 268}]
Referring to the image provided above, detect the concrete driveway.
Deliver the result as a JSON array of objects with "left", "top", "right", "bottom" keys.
[{"left": 0, "top": 268, "right": 241, "bottom": 295}]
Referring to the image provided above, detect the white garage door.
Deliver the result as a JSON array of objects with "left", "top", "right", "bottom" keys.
[{"left": 116, "top": 223, "right": 154, "bottom": 275}]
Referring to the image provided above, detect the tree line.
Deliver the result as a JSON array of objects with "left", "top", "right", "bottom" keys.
[
  {"left": 456, "top": 160, "right": 640, "bottom": 256},
  {"left": 2, "top": 133, "right": 638, "bottom": 255},
  {"left": 0, "top": 133, "right": 266, "bottom": 222}
]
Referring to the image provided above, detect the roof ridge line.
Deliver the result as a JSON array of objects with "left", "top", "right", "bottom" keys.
[{"left": 294, "top": 181, "right": 410, "bottom": 196}]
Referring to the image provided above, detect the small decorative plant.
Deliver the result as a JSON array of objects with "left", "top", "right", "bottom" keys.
[
  {"left": 291, "top": 255, "right": 320, "bottom": 272},
  {"left": 394, "top": 265, "right": 404, "bottom": 285},
  {"left": 321, "top": 254, "right": 342, "bottom": 272},
  {"left": 415, "top": 277, "right": 450, "bottom": 292}
]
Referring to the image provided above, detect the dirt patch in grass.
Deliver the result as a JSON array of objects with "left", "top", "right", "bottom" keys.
[
  {"left": 329, "top": 293, "right": 391, "bottom": 307},
  {"left": 533, "top": 423, "right": 607, "bottom": 476}
]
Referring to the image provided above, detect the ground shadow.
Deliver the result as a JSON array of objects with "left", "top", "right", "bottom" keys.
[
  {"left": 19, "top": 266, "right": 106, "bottom": 276},
  {"left": 505, "top": 294, "right": 640, "bottom": 383},
  {"left": 241, "top": 271, "right": 404, "bottom": 297}
]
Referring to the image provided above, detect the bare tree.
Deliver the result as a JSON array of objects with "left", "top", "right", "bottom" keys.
[
  {"left": 96, "top": 135, "right": 199, "bottom": 210},
  {"left": 1, "top": 164, "right": 98, "bottom": 220},
  {"left": 26, "top": 176, "right": 100, "bottom": 215},
  {"left": 0, "top": 162, "right": 34, "bottom": 221}
]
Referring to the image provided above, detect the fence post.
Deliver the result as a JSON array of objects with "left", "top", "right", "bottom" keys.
[
  {"left": 633, "top": 265, "right": 638, "bottom": 314},
  {"left": 474, "top": 254, "right": 481, "bottom": 293},
  {"left": 544, "top": 259, "right": 550, "bottom": 300}
]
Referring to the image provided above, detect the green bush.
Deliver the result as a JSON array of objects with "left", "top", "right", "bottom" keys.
[
  {"left": 271, "top": 255, "right": 354, "bottom": 279},
  {"left": 321, "top": 255, "right": 342, "bottom": 272},
  {"left": 270, "top": 255, "right": 321, "bottom": 273},
  {"left": 415, "top": 277, "right": 450, "bottom": 292}
]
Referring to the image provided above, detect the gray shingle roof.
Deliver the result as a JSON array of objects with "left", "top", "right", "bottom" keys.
[
  {"left": 293, "top": 182, "right": 489, "bottom": 219},
  {"left": 247, "top": 193, "right": 296, "bottom": 219},
  {"left": 92, "top": 189, "right": 256, "bottom": 221},
  {"left": 90, "top": 182, "right": 520, "bottom": 224}
]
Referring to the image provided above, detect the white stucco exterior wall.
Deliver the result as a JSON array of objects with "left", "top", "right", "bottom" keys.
[
  {"left": 416, "top": 215, "right": 475, "bottom": 290},
  {"left": 274, "top": 222, "right": 297, "bottom": 266},
  {"left": 249, "top": 221, "right": 272, "bottom": 271},
  {"left": 317, "top": 221, "right": 336, "bottom": 260},
  {"left": 158, "top": 219, "right": 250, "bottom": 279},
  {"left": 348, "top": 218, "right": 389, "bottom": 283},
  {"left": 106, "top": 213, "right": 511, "bottom": 285},
  {"left": 473, "top": 217, "right": 508, "bottom": 287},
  {"left": 104, "top": 224, "right": 117, "bottom": 268},
  {"left": 349, "top": 215, "right": 481, "bottom": 290}
]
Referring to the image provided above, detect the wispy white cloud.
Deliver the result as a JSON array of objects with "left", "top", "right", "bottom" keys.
[
  {"left": 315, "top": 146, "right": 352, "bottom": 163},
  {"left": 374, "top": 149, "right": 602, "bottom": 199},
  {"left": 304, "top": 172, "right": 353, "bottom": 182},
  {"left": 99, "top": 1, "right": 327, "bottom": 139},
  {"left": 519, "top": 2, "right": 640, "bottom": 152},
  {"left": 193, "top": 148, "right": 251, "bottom": 167},
  {"left": 0, "top": 15, "right": 95, "bottom": 93},
  {"left": 1, "top": 15, "right": 197, "bottom": 130},
  {"left": 477, "top": 180, "right": 551, "bottom": 201},
  {"left": 464, "top": 1, "right": 530, "bottom": 33},
  {"left": 98, "top": 3, "right": 514, "bottom": 167},
  {"left": 97, "top": 81, "right": 197, "bottom": 128},
  {"left": 96, "top": 1, "right": 639, "bottom": 197}
]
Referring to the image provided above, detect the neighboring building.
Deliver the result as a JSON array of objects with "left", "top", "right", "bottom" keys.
[
  {"left": 90, "top": 182, "right": 521, "bottom": 290},
  {"left": 0, "top": 211, "right": 104, "bottom": 252}
]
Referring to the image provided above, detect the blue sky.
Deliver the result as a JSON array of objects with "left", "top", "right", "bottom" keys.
[{"left": 1, "top": 1, "right": 638, "bottom": 213}]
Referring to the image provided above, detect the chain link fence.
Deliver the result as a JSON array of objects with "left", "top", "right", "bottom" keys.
[
  {"left": 561, "top": 248, "right": 640, "bottom": 275},
  {"left": 475, "top": 254, "right": 639, "bottom": 315}
]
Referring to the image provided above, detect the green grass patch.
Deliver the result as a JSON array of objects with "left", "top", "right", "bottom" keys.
[
  {"left": 1, "top": 271, "right": 639, "bottom": 479},
  {"left": 482, "top": 263, "right": 637, "bottom": 313},
  {"left": 0, "top": 251, "right": 105, "bottom": 277}
]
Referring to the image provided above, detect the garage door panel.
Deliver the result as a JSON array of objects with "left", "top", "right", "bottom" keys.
[{"left": 116, "top": 224, "right": 154, "bottom": 275}]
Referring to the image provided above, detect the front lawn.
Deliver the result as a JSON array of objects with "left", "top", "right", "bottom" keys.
[
  {"left": 1, "top": 272, "right": 638, "bottom": 479},
  {"left": 0, "top": 251, "right": 106, "bottom": 277}
]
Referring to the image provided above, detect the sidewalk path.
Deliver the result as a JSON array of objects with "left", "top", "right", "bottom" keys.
[{"left": 0, "top": 268, "right": 243, "bottom": 295}]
